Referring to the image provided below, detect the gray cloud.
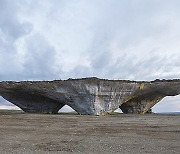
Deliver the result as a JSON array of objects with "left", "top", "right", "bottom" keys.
[{"left": 21, "top": 33, "right": 59, "bottom": 80}]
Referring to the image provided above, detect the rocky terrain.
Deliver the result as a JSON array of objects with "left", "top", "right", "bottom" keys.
[
  {"left": 0, "top": 112, "right": 180, "bottom": 153},
  {"left": 0, "top": 78, "right": 179, "bottom": 115}
]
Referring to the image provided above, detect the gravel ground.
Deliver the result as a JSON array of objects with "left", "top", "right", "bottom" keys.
[{"left": 0, "top": 112, "right": 180, "bottom": 154}]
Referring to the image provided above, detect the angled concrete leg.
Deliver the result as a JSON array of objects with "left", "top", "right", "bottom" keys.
[
  {"left": 120, "top": 95, "right": 164, "bottom": 114},
  {"left": 1, "top": 93, "right": 65, "bottom": 114},
  {"left": 65, "top": 95, "right": 121, "bottom": 115}
]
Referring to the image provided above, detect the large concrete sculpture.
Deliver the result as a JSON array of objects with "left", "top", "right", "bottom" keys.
[{"left": 0, "top": 78, "right": 179, "bottom": 115}]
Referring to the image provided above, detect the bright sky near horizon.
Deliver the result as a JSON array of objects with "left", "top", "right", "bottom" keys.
[{"left": 0, "top": 0, "right": 180, "bottom": 112}]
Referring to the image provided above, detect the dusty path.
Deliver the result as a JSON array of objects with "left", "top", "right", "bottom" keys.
[{"left": 0, "top": 112, "right": 180, "bottom": 154}]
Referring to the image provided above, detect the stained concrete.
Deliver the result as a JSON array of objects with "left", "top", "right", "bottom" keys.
[{"left": 0, "top": 78, "right": 179, "bottom": 115}]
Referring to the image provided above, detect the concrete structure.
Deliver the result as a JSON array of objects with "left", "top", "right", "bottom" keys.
[{"left": 0, "top": 78, "right": 179, "bottom": 115}]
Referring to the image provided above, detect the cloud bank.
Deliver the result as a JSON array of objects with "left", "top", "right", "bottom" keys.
[{"left": 0, "top": 0, "right": 179, "bottom": 112}]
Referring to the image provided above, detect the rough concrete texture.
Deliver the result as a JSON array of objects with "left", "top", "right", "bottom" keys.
[{"left": 0, "top": 78, "right": 179, "bottom": 115}]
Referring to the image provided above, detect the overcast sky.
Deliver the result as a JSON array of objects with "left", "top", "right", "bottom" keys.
[{"left": 0, "top": 0, "right": 180, "bottom": 112}]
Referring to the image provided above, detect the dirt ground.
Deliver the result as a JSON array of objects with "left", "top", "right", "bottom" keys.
[{"left": 0, "top": 111, "right": 180, "bottom": 154}]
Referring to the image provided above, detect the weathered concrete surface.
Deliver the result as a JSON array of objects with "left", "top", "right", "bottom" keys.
[
  {"left": 120, "top": 80, "right": 180, "bottom": 114},
  {"left": 0, "top": 78, "right": 179, "bottom": 115}
]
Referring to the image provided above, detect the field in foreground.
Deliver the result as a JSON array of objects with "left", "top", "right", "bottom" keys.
[{"left": 0, "top": 111, "right": 180, "bottom": 154}]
